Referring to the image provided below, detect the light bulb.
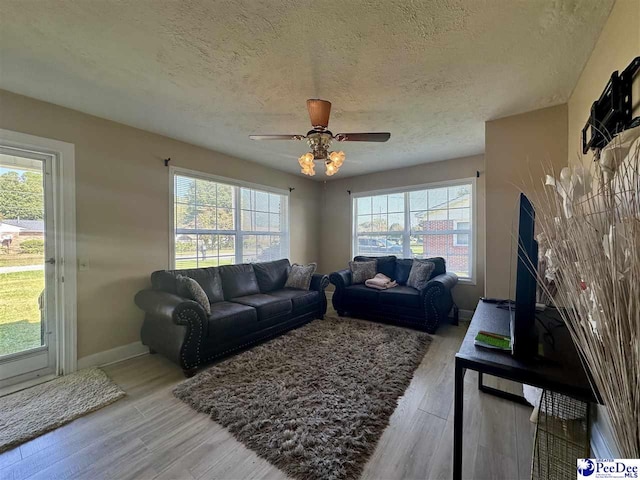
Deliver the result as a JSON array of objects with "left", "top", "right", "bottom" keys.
[
  {"left": 300, "top": 163, "right": 315, "bottom": 176},
  {"left": 298, "top": 152, "right": 314, "bottom": 167},
  {"left": 325, "top": 162, "right": 337, "bottom": 176},
  {"left": 329, "top": 151, "right": 345, "bottom": 168}
]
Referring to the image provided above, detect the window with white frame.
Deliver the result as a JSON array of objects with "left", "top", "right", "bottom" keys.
[
  {"left": 172, "top": 170, "right": 289, "bottom": 269},
  {"left": 353, "top": 181, "right": 474, "bottom": 280}
]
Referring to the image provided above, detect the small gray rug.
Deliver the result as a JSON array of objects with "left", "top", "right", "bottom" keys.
[
  {"left": 0, "top": 367, "right": 125, "bottom": 453},
  {"left": 174, "top": 316, "right": 431, "bottom": 480}
]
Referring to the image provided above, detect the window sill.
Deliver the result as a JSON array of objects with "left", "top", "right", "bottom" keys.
[{"left": 456, "top": 277, "right": 476, "bottom": 286}]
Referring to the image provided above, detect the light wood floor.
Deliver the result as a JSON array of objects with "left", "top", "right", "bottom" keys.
[{"left": 0, "top": 314, "right": 535, "bottom": 480}]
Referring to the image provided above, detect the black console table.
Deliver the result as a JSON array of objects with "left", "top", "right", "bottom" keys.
[{"left": 453, "top": 300, "right": 597, "bottom": 480}]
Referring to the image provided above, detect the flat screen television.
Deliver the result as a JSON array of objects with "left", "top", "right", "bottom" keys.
[{"left": 510, "top": 193, "right": 539, "bottom": 359}]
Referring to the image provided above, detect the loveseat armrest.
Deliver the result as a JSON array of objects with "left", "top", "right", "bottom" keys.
[
  {"left": 424, "top": 272, "right": 458, "bottom": 291},
  {"left": 420, "top": 272, "right": 458, "bottom": 333},
  {"left": 329, "top": 269, "right": 352, "bottom": 290},
  {"left": 310, "top": 273, "right": 330, "bottom": 292}
]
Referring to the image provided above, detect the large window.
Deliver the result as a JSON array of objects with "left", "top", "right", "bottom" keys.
[
  {"left": 353, "top": 180, "right": 474, "bottom": 280},
  {"left": 172, "top": 169, "right": 289, "bottom": 269}
]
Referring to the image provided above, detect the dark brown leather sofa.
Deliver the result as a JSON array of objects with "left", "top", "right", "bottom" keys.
[
  {"left": 135, "top": 259, "right": 329, "bottom": 376},
  {"left": 329, "top": 256, "right": 458, "bottom": 333}
]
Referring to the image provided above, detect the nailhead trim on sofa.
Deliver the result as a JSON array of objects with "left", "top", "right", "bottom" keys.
[{"left": 175, "top": 308, "right": 203, "bottom": 370}]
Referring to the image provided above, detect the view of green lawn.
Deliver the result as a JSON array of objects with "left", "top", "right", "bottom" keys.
[
  {"left": 174, "top": 256, "right": 235, "bottom": 269},
  {"left": 0, "top": 253, "right": 43, "bottom": 268},
  {"left": 174, "top": 247, "right": 237, "bottom": 269},
  {"left": 0, "top": 270, "right": 44, "bottom": 356}
]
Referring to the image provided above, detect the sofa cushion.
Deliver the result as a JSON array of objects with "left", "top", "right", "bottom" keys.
[
  {"left": 394, "top": 259, "right": 413, "bottom": 285},
  {"left": 348, "top": 260, "right": 377, "bottom": 284},
  {"left": 394, "top": 257, "right": 446, "bottom": 285},
  {"left": 252, "top": 259, "right": 291, "bottom": 293},
  {"left": 407, "top": 260, "right": 436, "bottom": 291},
  {"left": 285, "top": 263, "right": 317, "bottom": 290},
  {"left": 231, "top": 293, "right": 292, "bottom": 321},
  {"left": 208, "top": 301, "right": 258, "bottom": 340},
  {"left": 150, "top": 270, "right": 178, "bottom": 293},
  {"left": 378, "top": 286, "right": 421, "bottom": 309},
  {"left": 176, "top": 275, "right": 211, "bottom": 315},
  {"left": 354, "top": 255, "right": 396, "bottom": 279},
  {"left": 269, "top": 288, "right": 321, "bottom": 311},
  {"left": 343, "top": 284, "right": 380, "bottom": 304},
  {"left": 219, "top": 264, "right": 260, "bottom": 300},
  {"left": 151, "top": 267, "right": 224, "bottom": 303},
  {"left": 427, "top": 257, "right": 446, "bottom": 279}
]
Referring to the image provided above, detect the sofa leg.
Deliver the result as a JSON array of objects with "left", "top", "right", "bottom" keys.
[
  {"left": 183, "top": 367, "right": 198, "bottom": 378},
  {"left": 337, "top": 310, "right": 345, "bottom": 317},
  {"left": 452, "top": 305, "right": 459, "bottom": 326},
  {"left": 149, "top": 348, "right": 157, "bottom": 354}
]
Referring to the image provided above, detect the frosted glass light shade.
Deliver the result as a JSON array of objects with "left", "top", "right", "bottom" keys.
[
  {"left": 329, "top": 151, "right": 345, "bottom": 167},
  {"left": 301, "top": 164, "right": 315, "bottom": 176},
  {"left": 298, "top": 152, "right": 314, "bottom": 167},
  {"left": 325, "top": 162, "right": 338, "bottom": 176}
]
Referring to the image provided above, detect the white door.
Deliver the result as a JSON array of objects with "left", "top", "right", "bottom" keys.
[{"left": 0, "top": 146, "right": 58, "bottom": 386}]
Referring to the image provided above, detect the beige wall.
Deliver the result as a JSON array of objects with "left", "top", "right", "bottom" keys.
[
  {"left": 318, "top": 155, "right": 485, "bottom": 311},
  {"left": 0, "top": 89, "right": 322, "bottom": 359},
  {"left": 565, "top": 0, "right": 638, "bottom": 458},
  {"left": 485, "top": 104, "right": 568, "bottom": 299},
  {"left": 568, "top": 0, "right": 640, "bottom": 166}
]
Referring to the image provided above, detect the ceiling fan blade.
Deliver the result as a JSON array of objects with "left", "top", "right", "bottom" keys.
[
  {"left": 306, "top": 99, "right": 332, "bottom": 127},
  {"left": 249, "top": 134, "right": 305, "bottom": 141},
  {"left": 334, "top": 132, "right": 391, "bottom": 142}
]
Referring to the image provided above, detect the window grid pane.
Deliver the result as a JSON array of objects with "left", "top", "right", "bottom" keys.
[
  {"left": 174, "top": 175, "right": 288, "bottom": 268},
  {"left": 355, "top": 183, "right": 473, "bottom": 279}
]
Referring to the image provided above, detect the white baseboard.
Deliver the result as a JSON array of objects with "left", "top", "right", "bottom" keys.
[{"left": 77, "top": 341, "right": 148, "bottom": 369}]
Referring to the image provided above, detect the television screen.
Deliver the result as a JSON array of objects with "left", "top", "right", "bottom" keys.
[{"left": 510, "top": 193, "right": 539, "bottom": 359}]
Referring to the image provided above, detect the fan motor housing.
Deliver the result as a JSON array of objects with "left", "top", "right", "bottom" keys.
[{"left": 306, "top": 130, "right": 333, "bottom": 160}]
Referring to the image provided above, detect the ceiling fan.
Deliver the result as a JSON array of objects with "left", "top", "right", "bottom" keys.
[{"left": 249, "top": 99, "right": 391, "bottom": 177}]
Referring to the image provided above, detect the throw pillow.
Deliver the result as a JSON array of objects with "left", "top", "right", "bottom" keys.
[
  {"left": 176, "top": 274, "right": 211, "bottom": 315},
  {"left": 284, "top": 263, "right": 317, "bottom": 290},
  {"left": 406, "top": 260, "right": 436, "bottom": 291},
  {"left": 349, "top": 260, "right": 377, "bottom": 284}
]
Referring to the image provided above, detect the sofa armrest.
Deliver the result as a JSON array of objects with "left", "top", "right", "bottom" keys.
[
  {"left": 310, "top": 273, "right": 329, "bottom": 292},
  {"left": 134, "top": 289, "right": 207, "bottom": 325},
  {"left": 135, "top": 289, "right": 208, "bottom": 370},
  {"left": 329, "top": 269, "right": 352, "bottom": 315},
  {"left": 329, "top": 269, "right": 352, "bottom": 290},
  {"left": 419, "top": 272, "right": 458, "bottom": 333}
]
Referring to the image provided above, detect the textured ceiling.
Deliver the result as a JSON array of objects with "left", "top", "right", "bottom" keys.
[{"left": 0, "top": 0, "right": 613, "bottom": 179}]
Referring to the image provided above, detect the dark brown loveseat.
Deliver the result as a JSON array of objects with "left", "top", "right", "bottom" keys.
[{"left": 135, "top": 259, "right": 329, "bottom": 376}]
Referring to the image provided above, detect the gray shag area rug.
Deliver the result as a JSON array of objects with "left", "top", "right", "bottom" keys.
[
  {"left": 173, "top": 316, "right": 431, "bottom": 480},
  {"left": 0, "top": 367, "right": 125, "bottom": 453}
]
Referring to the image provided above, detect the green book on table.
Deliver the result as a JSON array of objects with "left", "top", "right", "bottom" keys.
[{"left": 474, "top": 331, "right": 511, "bottom": 351}]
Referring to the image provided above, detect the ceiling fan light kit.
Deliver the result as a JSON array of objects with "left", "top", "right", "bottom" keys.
[{"left": 250, "top": 99, "right": 390, "bottom": 177}]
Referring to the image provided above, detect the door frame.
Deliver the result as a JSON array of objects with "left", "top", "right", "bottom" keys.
[{"left": 0, "top": 128, "right": 77, "bottom": 386}]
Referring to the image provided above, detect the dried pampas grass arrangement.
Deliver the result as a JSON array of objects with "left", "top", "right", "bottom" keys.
[{"left": 526, "top": 125, "right": 640, "bottom": 458}]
